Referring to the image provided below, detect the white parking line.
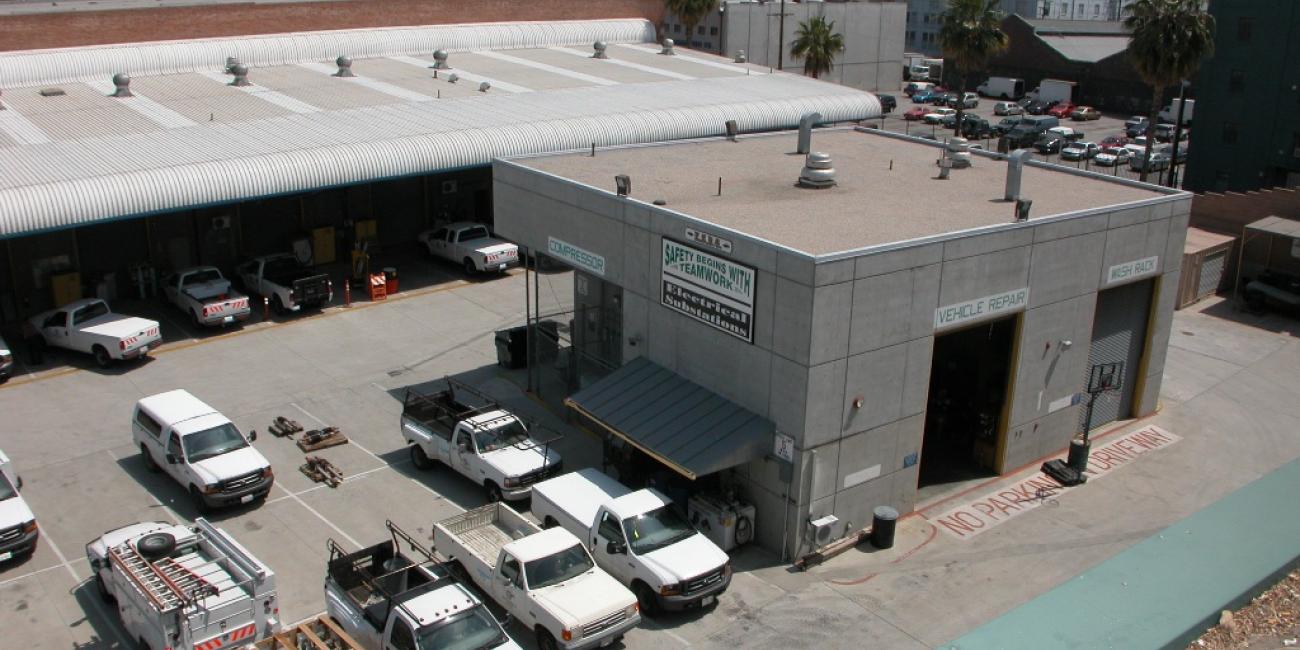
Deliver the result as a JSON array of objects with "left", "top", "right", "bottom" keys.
[
  {"left": 0, "top": 560, "right": 73, "bottom": 588},
  {"left": 38, "top": 522, "right": 134, "bottom": 648},
  {"left": 274, "top": 482, "right": 362, "bottom": 549},
  {"left": 291, "top": 402, "right": 386, "bottom": 466}
]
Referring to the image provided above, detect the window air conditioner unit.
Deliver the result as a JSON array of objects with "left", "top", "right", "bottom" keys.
[
  {"left": 807, "top": 514, "right": 839, "bottom": 547},
  {"left": 211, "top": 215, "right": 232, "bottom": 230},
  {"left": 442, "top": 180, "right": 458, "bottom": 195}
]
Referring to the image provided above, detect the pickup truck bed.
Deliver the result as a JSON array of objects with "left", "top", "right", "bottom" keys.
[{"left": 436, "top": 505, "right": 533, "bottom": 566}]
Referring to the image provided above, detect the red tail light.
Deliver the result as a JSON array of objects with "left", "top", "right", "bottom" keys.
[{"left": 119, "top": 341, "right": 126, "bottom": 350}]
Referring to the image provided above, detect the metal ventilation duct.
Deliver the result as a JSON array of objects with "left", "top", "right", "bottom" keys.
[
  {"left": 799, "top": 152, "right": 836, "bottom": 189},
  {"left": 660, "top": 38, "right": 676, "bottom": 55}
]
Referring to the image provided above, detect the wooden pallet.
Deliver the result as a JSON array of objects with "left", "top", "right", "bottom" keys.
[
  {"left": 299, "top": 456, "right": 344, "bottom": 488},
  {"left": 268, "top": 416, "right": 303, "bottom": 438},
  {"left": 296, "top": 427, "right": 348, "bottom": 452}
]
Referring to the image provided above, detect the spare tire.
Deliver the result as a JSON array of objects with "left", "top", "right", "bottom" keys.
[{"left": 136, "top": 532, "right": 177, "bottom": 560}]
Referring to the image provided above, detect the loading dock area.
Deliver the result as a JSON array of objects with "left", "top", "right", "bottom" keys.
[{"left": 493, "top": 126, "right": 1191, "bottom": 558}]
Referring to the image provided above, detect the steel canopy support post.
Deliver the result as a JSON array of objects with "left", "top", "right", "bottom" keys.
[
  {"left": 524, "top": 246, "right": 533, "bottom": 393},
  {"left": 1166, "top": 80, "right": 1189, "bottom": 188}
]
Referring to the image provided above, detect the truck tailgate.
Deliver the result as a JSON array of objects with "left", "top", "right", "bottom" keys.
[
  {"left": 292, "top": 275, "right": 331, "bottom": 304},
  {"left": 200, "top": 296, "right": 251, "bottom": 321}
]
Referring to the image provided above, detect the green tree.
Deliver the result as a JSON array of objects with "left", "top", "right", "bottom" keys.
[
  {"left": 790, "top": 16, "right": 845, "bottom": 79},
  {"left": 665, "top": 0, "right": 717, "bottom": 47},
  {"left": 1124, "top": 0, "right": 1215, "bottom": 182},
  {"left": 938, "top": 0, "right": 1009, "bottom": 136}
]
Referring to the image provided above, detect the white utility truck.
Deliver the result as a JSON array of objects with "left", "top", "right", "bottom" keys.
[
  {"left": 162, "top": 266, "right": 251, "bottom": 328},
  {"left": 433, "top": 503, "right": 640, "bottom": 650},
  {"left": 324, "top": 519, "right": 520, "bottom": 650},
  {"left": 401, "top": 378, "right": 562, "bottom": 502},
  {"left": 0, "top": 449, "right": 39, "bottom": 563},
  {"left": 133, "top": 389, "right": 274, "bottom": 513},
  {"left": 417, "top": 222, "right": 519, "bottom": 275},
  {"left": 1158, "top": 98, "right": 1195, "bottom": 125},
  {"left": 236, "top": 253, "right": 332, "bottom": 315},
  {"left": 25, "top": 298, "right": 161, "bottom": 368},
  {"left": 1027, "top": 78, "right": 1076, "bottom": 105},
  {"left": 87, "top": 518, "right": 278, "bottom": 650},
  {"left": 976, "top": 76, "right": 1025, "bottom": 99},
  {"left": 531, "top": 469, "right": 731, "bottom": 614}
]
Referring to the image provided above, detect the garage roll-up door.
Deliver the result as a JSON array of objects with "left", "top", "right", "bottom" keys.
[{"left": 1083, "top": 279, "right": 1154, "bottom": 429}]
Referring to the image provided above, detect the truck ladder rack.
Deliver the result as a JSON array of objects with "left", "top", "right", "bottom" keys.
[{"left": 109, "top": 543, "right": 213, "bottom": 612}]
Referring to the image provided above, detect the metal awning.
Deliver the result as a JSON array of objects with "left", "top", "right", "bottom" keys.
[
  {"left": 564, "top": 358, "right": 774, "bottom": 480},
  {"left": 1245, "top": 216, "right": 1300, "bottom": 239}
]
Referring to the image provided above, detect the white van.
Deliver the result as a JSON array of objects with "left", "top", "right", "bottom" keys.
[
  {"left": 133, "top": 390, "right": 273, "bottom": 513},
  {"left": 0, "top": 450, "right": 38, "bottom": 563}
]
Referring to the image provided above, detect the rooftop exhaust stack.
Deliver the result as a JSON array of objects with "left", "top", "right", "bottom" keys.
[
  {"left": 945, "top": 137, "right": 972, "bottom": 169},
  {"left": 432, "top": 50, "right": 450, "bottom": 69},
  {"left": 334, "top": 56, "right": 356, "bottom": 78},
  {"left": 592, "top": 41, "right": 609, "bottom": 59},
  {"left": 735, "top": 50, "right": 747, "bottom": 63},
  {"left": 0, "top": 89, "right": 6, "bottom": 110},
  {"left": 111, "top": 73, "right": 133, "bottom": 98},
  {"left": 1004, "top": 149, "right": 1031, "bottom": 201},
  {"left": 225, "top": 57, "right": 240, "bottom": 74},
  {"left": 660, "top": 38, "right": 676, "bottom": 56},
  {"left": 447, "top": 73, "right": 460, "bottom": 84},
  {"left": 615, "top": 174, "right": 631, "bottom": 197},
  {"left": 229, "top": 64, "right": 251, "bottom": 87},
  {"left": 798, "top": 152, "right": 836, "bottom": 189},
  {"left": 797, "top": 112, "right": 822, "bottom": 154},
  {"left": 1015, "top": 199, "right": 1032, "bottom": 222},
  {"left": 725, "top": 120, "right": 738, "bottom": 141},
  {"left": 478, "top": 81, "right": 491, "bottom": 93}
]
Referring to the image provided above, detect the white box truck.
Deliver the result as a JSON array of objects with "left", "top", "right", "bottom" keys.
[
  {"left": 531, "top": 469, "right": 731, "bottom": 614},
  {"left": 1158, "top": 98, "right": 1194, "bottom": 125},
  {"left": 87, "top": 518, "right": 278, "bottom": 650},
  {"left": 976, "top": 76, "right": 1026, "bottom": 99},
  {"left": 1028, "top": 79, "right": 1076, "bottom": 105}
]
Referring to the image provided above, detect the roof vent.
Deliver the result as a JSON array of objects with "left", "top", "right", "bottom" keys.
[
  {"left": 334, "top": 56, "right": 356, "bottom": 78},
  {"left": 432, "top": 49, "right": 450, "bottom": 70},
  {"left": 798, "top": 152, "right": 836, "bottom": 189},
  {"left": 0, "top": 89, "right": 5, "bottom": 110},
  {"left": 225, "top": 56, "right": 240, "bottom": 74},
  {"left": 615, "top": 174, "right": 631, "bottom": 197},
  {"left": 447, "top": 73, "right": 460, "bottom": 84},
  {"left": 1004, "top": 148, "right": 1031, "bottom": 201},
  {"left": 229, "top": 64, "right": 251, "bottom": 87},
  {"left": 478, "top": 81, "right": 491, "bottom": 93},
  {"left": 945, "top": 137, "right": 972, "bottom": 169},
  {"left": 592, "top": 41, "right": 609, "bottom": 59},
  {"left": 735, "top": 50, "right": 747, "bottom": 63},
  {"left": 38, "top": 88, "right": 66, "bottom": 97},
  {"left": 111, "top": 73, "right": 133, "bottom": 98},
  {"left": 660, "top": 38, "right": 676, "bottom": 56},
  {"left": 797, "top": 111, "right": 822, "bottom": 154}
]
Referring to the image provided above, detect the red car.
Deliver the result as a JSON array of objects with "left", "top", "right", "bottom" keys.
[
  {"left": 1047, "top": 102, "right": 1077, "bottom": 118},
  {"left": 1099, "top": 135, "right": 1130, "bottom": 152},
  {"left": 903, "top": 106, "right": 929, "bottom": 121}
]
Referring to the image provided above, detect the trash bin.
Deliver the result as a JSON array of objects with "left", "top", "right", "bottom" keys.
[
  {"left": 495, "top": 326, "right": 529, "bottom": 369},
  {"left": 383, "top": 267, "right": 398, "bottom": 294},
  {"left": 871, "top": 506, "right": 898, "bottom": 550}
]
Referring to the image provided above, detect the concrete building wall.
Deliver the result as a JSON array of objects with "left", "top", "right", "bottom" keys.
[{"left": 492, "top": 152, "right": 1190, "bottom": 559}]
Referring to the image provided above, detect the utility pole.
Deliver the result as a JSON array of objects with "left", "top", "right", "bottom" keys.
[
  {"left": 770, "top": 0, "right": 794, "bottom": 71},
  {"left": 1166, "top": 80, "right": 1190, "bottom": 188}
]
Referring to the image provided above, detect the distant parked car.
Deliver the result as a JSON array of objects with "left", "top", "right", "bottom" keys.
[
  {"left": 930, "top": 92, "right": 955, "bottom": 106},
  {"left": 961, "top": 116, "right": 994, "bottom": 138},
  {"left": 1071, "top": 106, "right": 1102, "bottom": 121},
  {"left": 912, "top": 88, "right": 938, "bottom": 103},
  {"left": 0, "top": 335, "right": 12, "bottom": 382},
  {"left": 903, "top": 106, "right": 929, "bottom": 121},
  {"left": 904, "top": 82, "right": 933, "bottom": 97},
  {"left": 993, "top": 117, "right": 1022, "bottom": 135},
  {"left": 1154, "top": 122, "right": 1181, "bottom": 141},
  {"left": 1124, "top": 116, "right": 1150, "bottom": 138},
  {"left": 1016, "top": 96, "right": 1035, "bottom": 108},
  {"left": 924, "top": 107, "right": 957, "bottom": 124},
  {"left": 1099, "top": 134, "right": 1131, "bottom": 152},
  {"left": 1046, "top": 126, "right": 1084, "bottom": 141},
  {"left": 946, "top": 92, "right": 979, "bottom": 109},
  {"left": 1033, "top": 135, "right": 1067, "bottom": 154},
  {"left": 1026, "top": 99, "right": 1057, "bottom": 115},
  {"left": 1060, "top": 141, "right": 1101, "bottom": 161},
  {"left": 994, "top": 101, "right": 1024, "bottom": 116},
  {"left": 1092, "top": 147, "right": 1132, "bottom": 167},
  {"left": 1047, "top": 102, "right": 1077, "bottom": 118},
  {"left": 1129, "top": 150, "right": 1171, "bottom": 173},
  {"left": 878, "top": 94, "right": 897, "bottom": 113}
]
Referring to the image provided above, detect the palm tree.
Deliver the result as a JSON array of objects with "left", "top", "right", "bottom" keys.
[
  {"left": 790, "top": 16, "right": 845, "bottom": 79},
  {"left": 664, "top": 0, "right": 717, "bottom": 48},
  {"left": 1124, "top": 0, "right": 1215, "bottom": 182},
  {"left": 938, "top": 0, "right": 1009, "bottom": 136}
]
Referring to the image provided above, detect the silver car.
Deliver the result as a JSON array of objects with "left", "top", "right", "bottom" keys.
[
  {"left": 0, "top": 336, "right": 13, "bottom": 382},
  {"left": 994, "top": 101, "right": 1024, "bottom": 116}
]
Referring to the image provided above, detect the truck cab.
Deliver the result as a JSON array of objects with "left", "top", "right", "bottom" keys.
[
  {"left": 418, "top": 222, "right": 520, "bottom": 275},
  {"left": 532, "top": 469, "right": 731, "bottom": 614},
  {"left": 0, "top": 449, "right": 38, "bottom": 563},
  {"left": 133, "top": 389, "right": 273, "bottom": 513}
]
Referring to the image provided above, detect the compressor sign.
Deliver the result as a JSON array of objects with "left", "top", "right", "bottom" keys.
[{"left": 661, "top": 238, "right": 756, "bottom": 342}]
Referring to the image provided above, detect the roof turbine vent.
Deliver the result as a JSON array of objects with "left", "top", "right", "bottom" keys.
[
  {"left": 0, "top": 88, "right": 7, "bottom": 110},
  {"left": 478, "top": 81, "right": 491, "bottom": 93},
  {"left": 592, "top": 41, "right": 609, "bottom": 59},
  {"left": 224, "top": 56, "right": 240, "bottom": 74},
  {"left": 735, "top": 50, "right": 747, "bottom": 63},
  {"left": 432, "top": 49, "right": 450, "bottom": 69},
  {"left": 111, "top": 73, "right": 133, "bottom": 98},
  {"left": 798, "top": 152, "right": 837, "bottom": 189},
  {"left": 229, "top": 64, "right": 251, "bottom": 87},
  {"left": 660, "top": 38, "right": 676, "bottom": 56},
  {"left": 334, "top": 56, "right": 356, "bottom": 78}
]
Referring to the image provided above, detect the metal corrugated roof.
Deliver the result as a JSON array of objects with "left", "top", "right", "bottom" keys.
[
  {"left": 564, "top": 358, "right": 774, "bottom": 480},
  {"left": 1246, "top": 216, "right": 1300, "bottom": 239},
  {"left": 1038, "top": 34, "right": 1130, "bottom": 63}
]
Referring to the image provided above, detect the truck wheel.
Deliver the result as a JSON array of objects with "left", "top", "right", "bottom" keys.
[
  {"left": 484, "top": 481, "right": 502, "bottom": 503},
  {"left": 92, "top": 345, "right": 112, "bottom": 368},
  {"left": 191, "top": 309, "right": 203, "bottom": 329},
  {"left": 272, "top": 295, "right": 287, "bottom": 315},
  {"left": 463, "top": 258, "right": 477, "bottom": 276},
  {"left": 535, "top": 627, "right": 559, "bottom": 650},
  {"left": 633, "top": 581, "right": 661, "bottom": 616},
  {"left": 96, "top": 573, "right": 115, "bottom": 604},
  {"left": 189, "top": 485, "right": 212, "bottom": 515},
  {"left": 26, "top": 336, "right": 45, "bottom": 365},
  {"left": 141, "top": 444, "right": 160, "bottom": 473},
  {"left": 409, "top": 445, "right": 434, "bottom": 470}
]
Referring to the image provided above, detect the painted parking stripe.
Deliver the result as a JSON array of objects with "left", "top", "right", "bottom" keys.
[
  {"left": 473, "top": 50, "right": 619, "bottom": 86},
  {"left": 614, "top": 43, "right": 761, "bottom": 74},
  {"left": 295, "top": 62, "right": 435, "bottom": 102},
  {"left": 929, "top": 425, "right": 1181, "bottom": 541},
  {"left": 386, "top": 55, "right": 532, "bottom": 93},
  {"left": 196, "top": 70, "right": 321, "bottom": 114},
  {"left": 547, "top": 46, "right": 695, "bottom": 80},
  {"left": 83, "top": 79, "right": 197, "bottom": 128},
  {"left": 0, "top": 104, "right": 52, "bottom": 144}
]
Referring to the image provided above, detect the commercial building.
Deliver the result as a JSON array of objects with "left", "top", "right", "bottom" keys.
[
  {"left": 663, "top": 0, "right": 907, "bottom": 91},
  {"left": 1183, "top": 0, "right": 1300, "bottom": 193},
  {"left": 493, "top": 127, "right": 1190, "bottom": 557},
  {"left": 0, "top": 19, "right": 875, "bottom": 322}
]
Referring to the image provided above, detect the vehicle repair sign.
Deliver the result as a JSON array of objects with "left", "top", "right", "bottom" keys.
[
  {"left": 934, "top": 287, "right": 1028, "bottom": 331},
  {"left": 661, "top": 238, "right": 755, "bottom": 343}
]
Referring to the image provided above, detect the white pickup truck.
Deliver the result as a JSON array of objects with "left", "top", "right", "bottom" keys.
[
  {"left": 133, "top": 389, "right": 274, "bottom": 513},
  {"left": 532, "top": 469, "right": 731, "bottom": 614},
  {"left": 402, "top": 379, "right": 562, "bottom": 503},
  {"left": 25, "top": 298, "right": 161, "bottom": 368},
  {"left": 162, "top": 266, "right": 251, "bottom": 328},
  {"left": 237, "top": 253, "right": 333, "bottom": 315},
  {"left": 325, "top": 520, "right": 520, "bottom": 650},
  {"left": 87, "top": 518, "right": 278, "bottom": 650},
  {"left": 0, "top": 449, "right": 39, "bottom": 563},
  {"left": 417, "top": 222, "right": 519, "bottom": 275},
  {"left": 434, "top": 503, "right": 640, "bottom": 650}
]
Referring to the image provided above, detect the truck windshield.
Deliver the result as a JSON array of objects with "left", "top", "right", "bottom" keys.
[
  {"left": 623, "top": 505, "right": 697, "bottom": 555},
  {"left": 183, "top": 423, "right": 249, "bottom": 462},
  {"left": 417, "top": 606, "right": 506, "bottom": 650},
  {"left": 183, "top": 269, "right": 222, "bottom": 286},
  {"left": 0, "top": 473, "right": 16, "bottom": 501},
  {"left": 525, "top": 544, "right": 594, "bottom": 589},
  {"left": 473, "top": 420, "right": 530, "bottom": 453}
]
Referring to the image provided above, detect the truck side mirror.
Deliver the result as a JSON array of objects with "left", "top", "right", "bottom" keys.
[
  {"left": 606, "top": 540, "right": 627, "bottom": 555},
  {"left": 15, "top": 476, "right": 22, "bottom": 490},
  {"left": 495, "top": 612, "right": 512, "bottom": 627},
  {"left": 248, "top": 429, "right": 257, "bottom": 442},
  {"left": 165, "top": 453, "right": 178, "bottom": 465}
]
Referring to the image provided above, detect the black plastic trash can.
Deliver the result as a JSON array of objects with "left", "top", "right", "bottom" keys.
[
  {"left": 494, "top": 326, "right": 529, "bottom": 369},
  {"left": 871, "top": 506, "right": 899, "bottom": 550}
]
